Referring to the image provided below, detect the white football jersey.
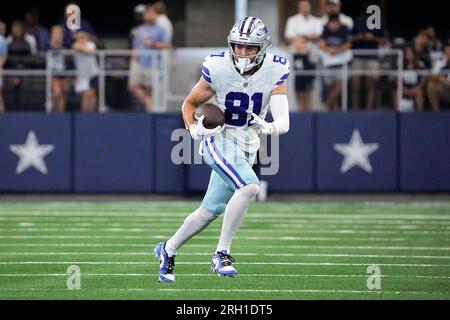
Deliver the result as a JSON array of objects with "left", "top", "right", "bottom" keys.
[{"left": 202, "top": 51, "right": 290, "bottom": 154}]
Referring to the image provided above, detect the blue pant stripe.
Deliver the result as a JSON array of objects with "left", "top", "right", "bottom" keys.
[
  {"left": 204, "top": 139, "right": 239, "bottom": 189},
  {"left": 210, "top": 136, "right": 246, "bottom": 187}
]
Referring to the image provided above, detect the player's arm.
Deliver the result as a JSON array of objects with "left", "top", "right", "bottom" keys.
[
  {"left": 251, "top": 82, "right": 290, "bottom": 136},
  {"left": 182, "top": 77, "right": 222, "bottom": 140},
  {"left": 269, "top": 82, "right": 290, "bottom": 135},
  {"left": 182, "top": 76, "right": 215, "bottom": 129}
]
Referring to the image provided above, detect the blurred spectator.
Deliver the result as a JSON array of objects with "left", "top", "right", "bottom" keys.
[
  {"left": 319, "top": 14, "right": 352, "bottom": 111},
  {"left": 422, "top": 27, "right": 443, "bottom": 69},
  {"left": 6, "top": 20, "right": 37, "bottom": 55},
  {"left": 154, "top": 1, "right": 173, "bottom": 44},
  {"left": 72, "top": 31, "right": 98, "bottom": 112},
  {"left": 128, "top": 4, "right": 170, "bottom": 112},
  {"left": 49, "top": 25, "right": 69, "bottom": 112},
  {"left": 284, "top": 0, "right": 323, "bottom": 111},
  {"left": 0, "top": 19, "right": 6, "bottom": 112},
  {"left": 414, "top": 29, "right": 433, "bottom": 69},
  {"left": 397, "top": 45, "right": 426, "bottom": 112},
  {"left": 321, "top": 0, "right": 353, "bottom": 31},
  {"left": 427, "top": 41, "right": 450, "bottom": 111},
  {"left": 6, "top": 21, "right": 37, "bottom": 107},
  {"left": 129, "top": 4, "right": 146, "bottom": 49},
  {"left": 25, "top": 9, "right": 50, "bottom": 52},
  {"left": 351, "top": 3, "right": 389, "bottom": 110}
]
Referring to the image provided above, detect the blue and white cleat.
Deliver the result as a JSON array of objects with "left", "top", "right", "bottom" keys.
[
  {"left": 154, "top": 241, "right": 176, "bottom": 283},
  {"left": 210, "top": 250, "right": 238, "bottom": 277}
]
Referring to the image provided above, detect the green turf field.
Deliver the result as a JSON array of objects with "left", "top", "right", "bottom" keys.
[{"left": 0, "top": 201, "right": 449, "bottom": 300}]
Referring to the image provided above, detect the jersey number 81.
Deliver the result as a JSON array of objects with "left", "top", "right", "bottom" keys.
[{"left": 224, "top": 92, "right": 262, "bottom": 127}]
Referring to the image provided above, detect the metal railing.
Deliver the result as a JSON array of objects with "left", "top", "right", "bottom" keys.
[
  {"left": 2, "top": 48, "right": 449, "bottom": 112},
  {"left": 291, "top": 49, "right": 404, "bottom": 111},
  {"left": 2, "top": 49, "right": 169, "bottom": 113}
]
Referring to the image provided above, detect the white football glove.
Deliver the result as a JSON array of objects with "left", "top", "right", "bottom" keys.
[
  {"left": 189, "top": 115, "right": 224, "bottom": 141},
  {"left": 250, "top": 113, "right": 277, "bottom": 135}
]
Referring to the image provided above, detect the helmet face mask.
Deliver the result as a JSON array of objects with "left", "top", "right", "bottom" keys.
[{"left": 227, "top": 17, "right": 271, "bottom": 74}]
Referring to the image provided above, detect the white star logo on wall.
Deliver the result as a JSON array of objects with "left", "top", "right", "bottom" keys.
[
  {"left": 9, "top": 131, "right": 55, "bottom": 175},
  {"left": 333, "top": 129, "right": 380, "bottom": 174}
]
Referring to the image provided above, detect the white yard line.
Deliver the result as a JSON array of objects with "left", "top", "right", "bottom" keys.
[
  {"left": 0, "top": 252, "right": 449, "bottom": 259},
  {"left": 0, "top": 244, "right": 448, "bottom": 250},
  {"left": 0, "top": 261, "right": 448, "bottom": 267},
  {"left": 1, "top": 217, "right": 448, "bottom": 226},
  {"left": 1, "top": 227, "right": 449, "bottom": 235},
  {"left": 0, "top": 273, "right": 447, "bottom": 279},
  {"left": 2, "top": 223, "right": 449, "bottom": 230},
  {"left": 0, "top": 235, "right": 409, "bottom": 241},
  {"left": 0, "top": 212, "right": 449, "bottom": 220},
  {"left": 0, "top": 200, "right": 449, "bottom": 206},
  {"left": 0, "top": 288, "right": 447, "bottom": 295},
  {"left": 156, "top": 288, "right": 448, "bottom": 295}
]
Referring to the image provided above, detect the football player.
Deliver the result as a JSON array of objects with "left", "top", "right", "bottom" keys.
[{"left": 154, "top": 17, "right": 290, "bottom": 283}]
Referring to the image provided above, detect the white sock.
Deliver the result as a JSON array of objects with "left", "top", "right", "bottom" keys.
[
  {"left": 216, "top": 183, "right": 259, "bottom": 253},
  {"left": 166, "top": 207, "right": 217, "bottom": 257}
]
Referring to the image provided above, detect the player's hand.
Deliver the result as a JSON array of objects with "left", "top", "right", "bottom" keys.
[
  {"left": 250, "top": 113, "right": 276, "bottom": 135},
  {"left": 189, "top": 115, "right": 224, "bottom": 140}
]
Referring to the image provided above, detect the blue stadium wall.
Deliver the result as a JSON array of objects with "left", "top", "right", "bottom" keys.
[{"left": 0, "top": 112, "right": 449, "bottom": 193}]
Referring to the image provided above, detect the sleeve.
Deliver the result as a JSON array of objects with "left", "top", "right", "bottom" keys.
[
  {"left": 201, "top": 55, "right": 216, "bottom": 90},
  {"left": 273, "top": 58, "right": 291, "bottom": 89},
  {"left": 269, "top": 95, "right": 290, "bottom": 135}
]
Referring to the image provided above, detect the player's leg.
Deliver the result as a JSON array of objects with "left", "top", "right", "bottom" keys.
[
  {"left": 165, "top": 171, "right": 233, "bottom": 256},
  {"left": 214, "top": 145, "right": 259, "bottom": 254},
  {"left": 203, "top": 135, "right": 259, "bottom": 276},
  {"left": 155, "top": 171, "right": 233, "bottom": 283}
]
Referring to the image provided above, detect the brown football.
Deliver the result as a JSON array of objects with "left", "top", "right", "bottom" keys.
[{"left": 195, "top": 104, "right": 225, "bottom": 129}]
